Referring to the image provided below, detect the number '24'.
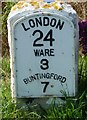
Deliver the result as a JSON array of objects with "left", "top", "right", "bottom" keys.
[
  {"left": 32, "top": 29, "right": 55, "bottom": 47},
  {"left": 32, "top": 29, "right": 54, "bottom": 93}
]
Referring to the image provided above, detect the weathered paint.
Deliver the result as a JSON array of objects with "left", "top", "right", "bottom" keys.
[{"left": 8, "top": 6, "right": 79, "bottom": 99}]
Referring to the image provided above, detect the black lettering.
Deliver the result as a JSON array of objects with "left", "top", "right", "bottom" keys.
[
  {"left": 35, "top": 17, "right": 42, "bottom": 27},
  {"left": 21, "top": 23, "right": 30, "bottom": 31},
  {"left": 34, "top": 49, "right": 55, "bottom": 57},
  {"left": 51, "top": 73, "right": 54, "bottom": 79},
  {"left": 34, "top": 49, "right": 40, "bottom": 56},
  {"left": 50, "top": 49, "right": 55, "bottom": 56},
  {"left": 23, "top": 73, "right": 67, "bottom": 84},
  {"left": 38, "top": 73, "right": 43, "bottom": 79},
  {"left": 45, "top": 49, "right": 49, "bottom": 56},
  {"left": 41, "top": 82, "right": 49, "bottom": 93},
  {"left": 61, "top": 77, "right": 66, "bottom": 83},
  {"left": 56, "top": 19, "right": 64, "bottom": 30},
  {"left": 43, "top": 29, "right": 55, "bottom": 46},
  {"left": 35, "top": 73, "right": 39, "bottom": 80},
  {"left": 43, "top": 17, "right": 49, "bottom": 26},
  {"left": 40, "top": 49, "right": 44, "bottom": 56},
  {"left": 23, "top": 78, "right": 29, "bottom": 84},
  {"left": 41, "top": 73, "right": 46, "bottom": 79},
  {"left": 46, "top": 73, "right": 51, "bottom": 79},
  {"left": 58, "top": 75, "right": 62, "bottom": 80},
  {"left": 29, "top": 76, "right": 34, "bottom": 82},
  {"left": 54, "top": 74, "right": 58, "bottom": 80},
  {"left": 29, "top": 19, "right": 35, "bottom": 28},
  {"left": 32, "top": 75, "right": 37, "bottom": 80},
  {"left": 33, "top": 30, "right": 43, "bottom": 47},
  {"left": 50, "top": 18, "right": 56, "bottom": 27},
  {"left": 40, "top": 59, "right": 49, "bottom": 70}
]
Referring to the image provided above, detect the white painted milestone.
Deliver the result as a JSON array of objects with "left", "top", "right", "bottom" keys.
[{"left": 7, "top": 1, "right": 79, "bottom": 98}]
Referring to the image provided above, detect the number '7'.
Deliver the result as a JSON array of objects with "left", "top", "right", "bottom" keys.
[{"left": 41, "top": 82, "right": 49, "bottom": 93}]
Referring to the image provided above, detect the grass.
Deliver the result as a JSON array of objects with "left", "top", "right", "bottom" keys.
[
  {"left": 1, "top": 1, "right": 87, "bottom": 119},
  {"left": 0, "top": 56, "right": 87, "bottom": 119}
]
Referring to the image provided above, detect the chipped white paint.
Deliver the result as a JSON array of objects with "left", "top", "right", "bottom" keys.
[{"left": 8, "top": 2, "right": 79, "bottom": 101}]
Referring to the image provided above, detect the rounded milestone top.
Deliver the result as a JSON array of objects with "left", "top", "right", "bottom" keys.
[{"left": 8, "top": 0, "right": 78, "bottom": 32}]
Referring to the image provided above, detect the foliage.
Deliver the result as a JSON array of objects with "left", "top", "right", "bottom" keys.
[
  {"left": 1, "top": 1, "right": 87, "bottom": 56},
  {"left": 47, "top": 93, "right": 86, "bottom": 119},
  {"left": 2, "top": 2, "right": 15, "bottom": 56},
  {"left": 79, "top": 20, "right": 87, "bottom": 56},
  {"left": 1, "top": 2, "right": 87, "bottom": 119},
  {"left": 70, "top": 1, "right": 87, "bottom": 20},
  {"left": 1, "top": 56, "right": 87, "bottom": 119},
  {"left": 78, "top": 56, "right": 87, "bottom": 94}
]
